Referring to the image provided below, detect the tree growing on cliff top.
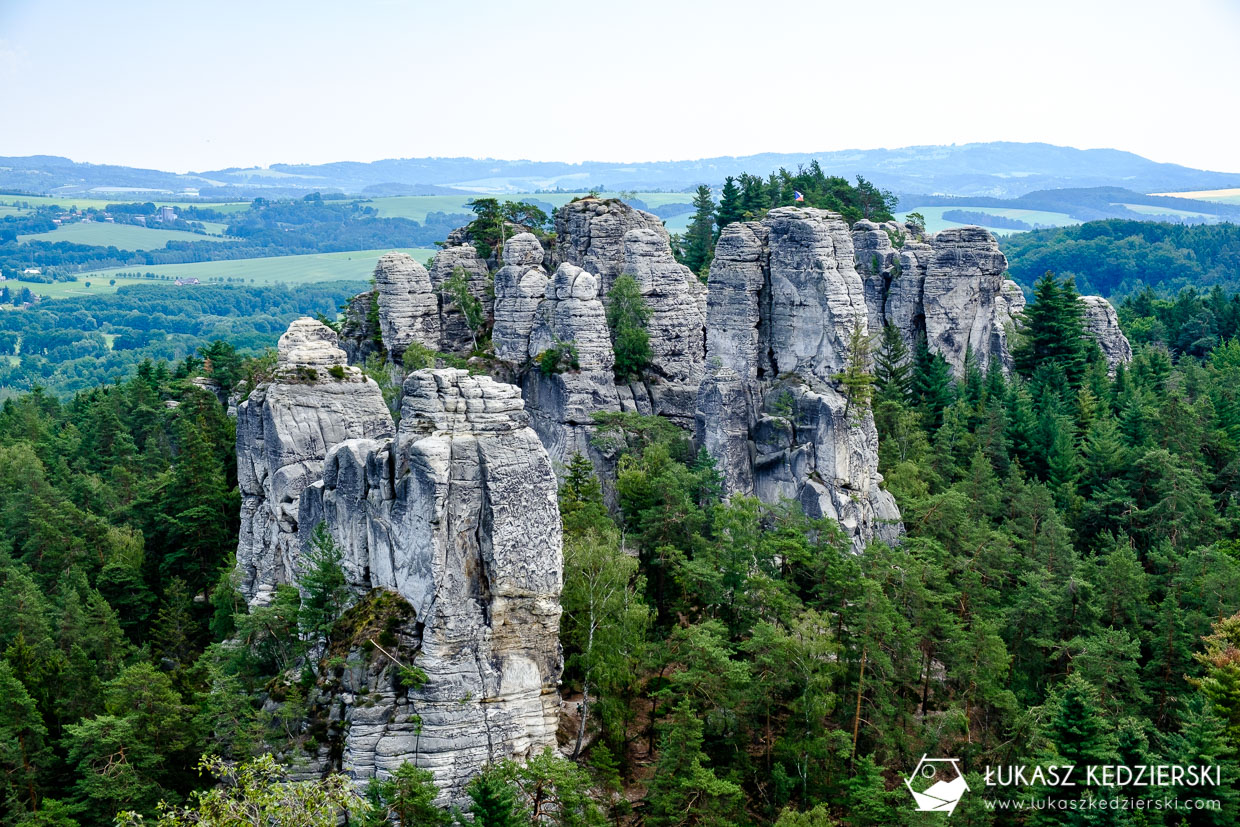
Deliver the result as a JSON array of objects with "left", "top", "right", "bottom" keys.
[
  {"left": 680, "top": 185, "right": 716, "bottom": 276},
  {"left": 606, "top": 275, "right": 652, "bottom": 381}
]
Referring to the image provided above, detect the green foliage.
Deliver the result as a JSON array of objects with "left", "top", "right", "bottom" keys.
[
  {"left": 362, "top": 761, "right": 448, "bottom": 827},
  {"left": 1012, "top": 271, "right": 1093, "bottom": 385},
  {"left": 679, "top": 185, "right": 716, "bottom": 276},
  {"left": 298, "top": 523, "right": 349, "bottom": 647},
  {"left": 1002, "top": 219, "right": 1240, "bottom": 298},
  {"left": 467, "top": 769, "right": 524, "bottom": 827},
  {"left": 442, "top": 265, "right": 487, "bottom": 349},
  {"left": 605, "top": 275, "right": 652, "bottom": 381},
  {"left": 537, "top": 340, "right": 580, "bottom": 376},
  {"left": 402, "top": 341, "right": 439, "bottom": 371},
  {"left": 116, "top": 753, "right": 367, "bottom": 826}
]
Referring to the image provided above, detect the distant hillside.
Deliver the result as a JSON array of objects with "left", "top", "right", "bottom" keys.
[
  {"left": 3, "top": 142, "right": 1238, "bottom": 198},
  {"left": 1001, "top": 220, "right": 1240, "bottom": 298}
]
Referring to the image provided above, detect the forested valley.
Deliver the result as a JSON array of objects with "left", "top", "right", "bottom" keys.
[{"left": 3, "top": 258, "right": 1240, "bottom": 825}]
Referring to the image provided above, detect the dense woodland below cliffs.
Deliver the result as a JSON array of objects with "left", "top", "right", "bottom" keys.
[
  {"left": 2, "top": 171, "right": 1240, "bottom": 826},
  {"left": 3, "top": 270, "right": 1240, "bottom": 826}
]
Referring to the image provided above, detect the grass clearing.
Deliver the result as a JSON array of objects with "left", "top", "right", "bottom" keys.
[
  {"left": 0, "top": 194, "right": 251, "bottom": 213},
  {"left": 20, "top": 222, "right": 229, "bottom": 249},
  {"left": 1149, "top": 188, "right": 1240, "bottom": 203},
  {"left": 898, "top": 205, "right": 1079, "bottom": 235},
  {"left": 1117, "top": 203, "right": 1216, "bottom": 219}
]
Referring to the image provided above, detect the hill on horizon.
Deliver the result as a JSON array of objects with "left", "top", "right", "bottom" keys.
[{"left": 3, "top": 141, "right": 1238, "bottom": 200}]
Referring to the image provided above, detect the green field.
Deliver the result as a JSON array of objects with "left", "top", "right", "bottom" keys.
[
  {"left": 20, "top": 222, "right": 229, "bottom": 249},
  {"left": 1118, "top": 203, "right": 1217, "bottom": 219},
  {"left": 1149, "top": 188, "right": 1240, "bottom": 205},
  {"left": 1, "top": 247, "right": 437, "bottom": 300},
  {"left": 0, "top": 194, "right": 250, "bottom": 213},
  {"left": 898, "top": 205, "right": 1080, "bottom": 235}
]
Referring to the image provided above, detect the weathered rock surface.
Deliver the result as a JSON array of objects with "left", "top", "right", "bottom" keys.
[
  {"left": 855, "top": 221, "right": 1025, "bottom": 376},
  {"left": 297, "top": 369, "right": 562, "bottom": 800},
  {"left": 339, "top": 290, "right": 383, "bottom": 365},
  {"left": 1080, "top": 295, "right": 1133, "bottom": 372},
  {"left": 429, "top": 244, "right": 493, "bottom": 355},
  {"left": 524, "top": 264, "right": 622, "bottom": 469},
  {"left": 374, "top": 253, "right": 440, "bottom": 361},
  {"left": 235, "top": 319, "right": 395, "bottom": 604},
  {"left": 554, "top": 197, "right": 666, "bottom": 296},
  {"left": 492, "top": 234, "right": 551, "bottom": 364},
  {"left": 696, "top": 210, "right": 901, "bottom": 550}
]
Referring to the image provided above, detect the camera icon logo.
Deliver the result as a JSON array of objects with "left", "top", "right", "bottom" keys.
[{"left": 904, "top": 755, "right": 969, "bottom": 815}]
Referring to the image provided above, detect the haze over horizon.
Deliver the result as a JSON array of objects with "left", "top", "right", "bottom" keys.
[{"left": 2, "top": 0, "right": 1238, "bottom": 174}]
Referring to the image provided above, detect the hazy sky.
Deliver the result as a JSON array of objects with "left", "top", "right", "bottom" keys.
[{"left": 2, "top": 0, "right": 1237, "bottom": 173}]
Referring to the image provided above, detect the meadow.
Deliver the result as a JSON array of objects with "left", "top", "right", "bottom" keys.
[
  {"left": 0, "top": 194, "right": 251, "bottom": 212},
  {"left": 20, "top": 222, "right": 229, "bottom": 249},
  {"left": 897, "top": 205, "right": 1079, "bottom": 235},
  {"left": 1149, "top": 187, "right": 1240, "bottom": 204},
  {"left": 2, "top": 247, "right": 436, "bottom": 299}
]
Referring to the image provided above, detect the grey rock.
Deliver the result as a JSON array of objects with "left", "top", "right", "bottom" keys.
[
  {"left": 1080, "top": 295, "right": 1133, "bottom": 373},
  {"left": 374, "top": 253, "right": 441, "bottom": 361},
  {"left": 554, "top": 197, "right": 666, "bottom": 297},
  {"left": 695, "top": 209, "right": 901, "bottom": 549},
  {"left": 429, "top": 245, "right": 493, "bottom": 356},
  {"left": 921, "top": 227, "right": 1019, "bottom": 376},
  {"left": 492, "top": 234, "right": 550, "bottom": 364},
  {"left": 235, "top": 319, "right": 395, "bottom": 605},
  {"left": 339, "top": 290, "right": 383, "bottom": 365},
  {"left": 620, "top": 228, "right": 707, "bottom": 390},
  {"left": 297, "top": 369, "right": 562, "bottom": 800}
]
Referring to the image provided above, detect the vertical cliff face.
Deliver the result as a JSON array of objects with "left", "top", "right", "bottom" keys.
[
  {"left": 235, "top": 319, "right": 395, "bottom": 604},
  {"left": 429, "top": 244, "right": 494, "bottom": 356},
  {"left": 851, "top": 220, "right": 1131, "bottom": 377},
  {"left": 492, "top": 234, "right": 552, "bottom": 365},
  {"left": 555, "top": 199, "right": 706, "bottom": 424},
  {"left": 695, "top": 209, "right": 901, "bottom": 550},
  {"left": 236, "top": 318, "right": 563, "bottom": 799},
  {"left": 852, "top": 221, "right": 1024, "bottom": 375},
  {"left": 1080, "top": 295, "right": 1133, "bottom": 373},
  {"left": 297, "top": 369, "right": 563, "bottom": 799},
  {"left": 374, "top": 252, "right": 441, "bottom": 361}
]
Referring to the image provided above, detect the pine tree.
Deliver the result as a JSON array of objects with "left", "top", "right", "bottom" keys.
[
  {"left": 607, "top": 275, "right": 653, "bottom": 381},
  {"left": 298, "top": 522, "right": 349, "bottom": 648},
  {"left": 680, "top": 185, "right": 716, "bottom": 276},
  {"left": 873, "top": 325, "right": 912, "bottom": 405},
  {"left": 833, "top": 320, "right": 875, "bottom": 424},
  {"left": 1013, "top": 272, "right": 1090, "bottom": 387},
  {"left": 644, "top": 700, "right": 743, "bottom": 827},
  {"left": 467, "top": 769, "right": 524, "bottom": 827},
  {"left": 714, "top": 177, "right": 744, "bottom": 235},
  {"left": 911, "top": 334, "right": 954, "bottom": 431}
]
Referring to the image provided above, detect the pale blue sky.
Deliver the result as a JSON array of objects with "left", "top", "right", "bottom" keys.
[{"left": 2, "top": 0, "right": 1237, "bottom": 173}]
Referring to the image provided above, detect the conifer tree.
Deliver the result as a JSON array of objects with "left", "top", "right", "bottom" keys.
[
  {"left": 1013, "top": 272, "right": 1089, "bottom": 387},
  {"left": 911, "top": 334, "right": 954, "bottom": 430},
  {"left": 681, "top": 185, "right": 716, "bottom": 276},
  {"left": 606, "top": 275, "right": 653, "bottom": 381},
  {"left": 714, "top": 176, "right": 744, "bottom": 234}
]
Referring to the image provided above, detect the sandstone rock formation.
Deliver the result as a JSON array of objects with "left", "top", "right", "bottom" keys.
[
  {"left": 374, "top": 252, "right": 440, "bottom": 361},
  {"left": 696, "top": 209, "right": 901, "bottom": 550},
  {"left": 852, "top": 220, "right": 1023, "bottom": 376},
  {"left": 1080, "top": 295, "right": 1133, "bottom": 373},
  {"left": 235, "top": 319, "right": 395, "bottom": 604},
  {"left": 429, "top": 244, "right": 493, "bottom": 355},
  {"left": 492, "top": 234, "right": 551, "bottom": 364},
  {"left": 523, "top": 263, "right": 621, "bottom": 468},
  {"left": 554, "top": 198, "right": 706, "bottom": 424},
  {"left": 297, "top": 369, "right": 562, "bottom": 799},
  {"left": 339, "top": 291, "right": 383, "bottom": 365},
  {"left": 554, "top": 197, "right": 667, "bottom": 296}
]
